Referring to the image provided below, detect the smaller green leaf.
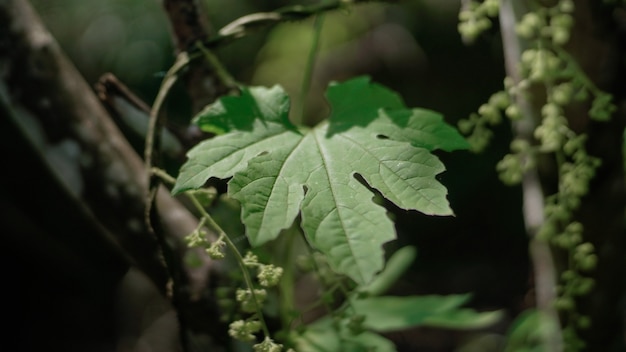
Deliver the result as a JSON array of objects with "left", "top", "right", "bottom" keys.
[
  {"left": 420, "top": 308, "right": 504, "bottom": 330},
  {"left": 326, "top": 75, "right": 405, "bottom": 134},
  {"left": 293, "top": 316, "right": 396, "bottom": 352},
  {"left": 374, "top": 109, "right": 471, "bottom": 152},
  {"left": 504, "top": 309, "right": 559, "bottom": 352},
  {"left": 193, "top": 85, "right": 293, "bottom": 134},
  {"left": 360, "top": 246, "right": 417, "bottom": 296},
  {"left": 351, "top": 294, "right": 503, "bottom": 332}
]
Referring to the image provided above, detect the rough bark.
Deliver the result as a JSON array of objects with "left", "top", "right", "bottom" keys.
[{"left": 0, "top": 0, "right": 217, "bottom": 349}]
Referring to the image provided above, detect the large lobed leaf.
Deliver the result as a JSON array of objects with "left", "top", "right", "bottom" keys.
[{"left": 173, "top": 76, "right": 468, "bottom": 284}]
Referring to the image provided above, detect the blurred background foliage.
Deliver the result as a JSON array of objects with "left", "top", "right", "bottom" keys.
[{"left": 30, "top": 0, "right": 528, "bottom": 348}]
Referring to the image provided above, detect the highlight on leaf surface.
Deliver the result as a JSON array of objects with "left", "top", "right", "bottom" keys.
[{"left": 173, "top": 76, "right": 469, "bottom": 284}]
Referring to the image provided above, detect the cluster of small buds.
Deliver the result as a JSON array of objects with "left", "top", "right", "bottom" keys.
[
  {"left": 534, "top": 103, "right": 569, "bottom": 152},
  {"left": 228, "top": 319, "right": 262, "bottom": 342},
  {"left": 243, "top": 251, "right": 259, "bottom": 266},
  {"left": 243, "top": 251, "right": 284, "bottom": 287},
  {"left": 515, "top": 0, "right": 574, "bottom": 45},
  {"left": 257, "top": 264, "right": 284, "bottom": 287},
  {"left": 458, "top": 0, "right": 500, "bottom": 43},
  {"left": 551, "top": 221, "right": 583, "bottom": 249},
  {"left": 496, "top": 139, "right": 536, "bottom": 185},
  {"left": 519, "top": 48, "right": 563, "bottom": 82},
  {"left": 589, "top": 92, "right": 617, "bottom": 121},
  {"left": 573, "top": 242, "right": 597, "bottom": 272},
  {"left": 458, "top": 2, "right": 611, "bottom": 349},
  {"left": 458, "top": 90, "right": 511, "bottom": 152},
  {"left": 236, "top": 288, "right": 268, "bottom": 313},
  {"left": 559, "top": 137, "right": 602, "bottom": 209},
  {"left": 185, "top": 228, "right": 209, "bottom": 248},
  {"left": 206, "top": 236, "right": 226, "bottom": 259},
  {"left": 253, "top": 337, "right": 288, "bottom": 352},
  {"left": 557, "top": 266, "right": 595, "bottom": 306}
]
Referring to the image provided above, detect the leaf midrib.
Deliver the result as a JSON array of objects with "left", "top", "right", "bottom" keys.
[{"left": 312, "top": 129, "right": 365, "bottom": 283}]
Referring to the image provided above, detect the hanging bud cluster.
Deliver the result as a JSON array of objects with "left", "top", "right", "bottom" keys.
[{"left": 456, "top": 1, "right": 617, "bottom": 350}]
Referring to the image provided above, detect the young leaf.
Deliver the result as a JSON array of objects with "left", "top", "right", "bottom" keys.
[
  {"left": 173, "top": 76, "right": 468, "bottom": 284},
  {"left": 292, "top": 316, "right": 397, "bottom": 352},
  {"left": 350, "top": 294, "right": 503, "bottom": 332}
]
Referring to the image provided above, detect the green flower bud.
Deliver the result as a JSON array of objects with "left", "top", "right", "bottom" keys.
[
  {"left": 236, "top": 288, "right": 267, "bottom": 313},
  {"left": 253, "top": 337, "right": 284, "bottom": 352},
  {"left": 489, "top": 91, "right": 510, "bottom": 109},
  {"left": 510, "top": 139, "right": 530, "bottom": 152},
  {"left": 554, "top": 296, "right": 575, "bottom": 311},
  {"left": 575, "top": 242, "right": 594, "bottom": 255},
  {"left": 573, "top": 277, "right": 594, "bottom": 295},
  {"left": 497, "top": 153, "right": 524, "bottom": 185},
  {"left": 479, "top": 103, "right": 501, "bottom": 124},
  {"left": 243, "top": 251, "right": 259, "bottom": 267},
  {"left": 552, "top": 83, "right": 574, "bottom": 105},
  {"left": 559, "top": 0, "right": 575, "bottom": 13},
  {"left": 578, "top": 254, "right": 598, "bottom": 271},
  {"left": 505, "top": 104, "right": 522, "bottom": 120},
  {"left": 229, "top": 319, "right": 261, "bottom": 342},
  {"left": 458, "top": 118, "right": 474, "bottom": 134},
  {"left": 257, "top": 264, "right": 284, "bottom": 287},
  {"left": 537, "top": 221, "right": 558, "bottom": 241},
  {"left": 566, "top": 222, "right": 583, "bottom": 236},
  {"left": 206, "top": 239, "right": 226, "bottom": 260},
  {"left": 561, "top": 270, "right": 577, "bottom": 281},
  {"left": 589, "top": 93, "right": 616, "bottom": 121},
  {"left": 185, "top": 229, "right": 209, "bottom": 248},
  {"left": 516, "top": 13, "right": 543, "bottom": 38},
  {"left": 551, "top": 14, "right": 574, "bottom": 30},
  {"left": 503, "top": 76, "right": 515, "bottom": 89},
  {"left": 483, "top": 0, "right": 500, "bottom": 17},
  {"left": 552, "top": 27, "right": 570, "bottom": 45}
]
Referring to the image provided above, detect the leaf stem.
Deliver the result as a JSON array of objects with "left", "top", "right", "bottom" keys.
[
  {"left": 151, "top": 167, "right": 177, "bottom": 185},
  {"left": 195, "top": 42, "right": 239, "bottom": 91},
  {"left": 185, "top": 192, "right": 271, "bottom": 338},
  {"left": 297, "top": 14, "right": 325, "bottom": 126}
]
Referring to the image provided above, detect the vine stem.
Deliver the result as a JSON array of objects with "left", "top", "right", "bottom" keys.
[
  {"left": 185, "top": 193, "right": 271, "bottom": 338},
  {"left": 297, "top": 14, "right": 325, "bottom": 125},
  {"left": 143, "top": 52, "right": 191, "bottom": 350}
]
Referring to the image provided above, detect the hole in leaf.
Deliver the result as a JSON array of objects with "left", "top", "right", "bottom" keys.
[
  {"left": 376, "top": 134, "right": 390, "bottom": 140},
  {"left": 302, "top": 185, "right": 309, "bottom": 196}
]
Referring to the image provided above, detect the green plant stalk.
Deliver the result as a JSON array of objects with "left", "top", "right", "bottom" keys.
[
  {"left": 145, "top": 52, "right": 190, "bottom": 175},
  {"left": 151, "top": 167, "right": 177, "bottom": 185},
  {"left": 297, "top": 14, "right": 325, "bottom": 125},
  {"left": 143, "top": 52, "right": 192, "bottom": 352},
  {"left": 186, "top": 192, "right": 271, "bottom": 338},
  {"left": 195, "top": 42, "right": 238, "bottom": 91}
]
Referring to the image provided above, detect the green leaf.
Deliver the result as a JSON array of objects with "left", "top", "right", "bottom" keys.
[
  {"left": 351, "top": 294, "right": 503, "bottom": 332},
  {"left": 504, "top": 309, "right": 559, "bottom": 352},
  {"left": 293, "top": 316, "right": 397, "bottom": 352},
  {"left": 173, "top": 76, "right": 468, "bottom": 284},
  {"left": 360, "top": 246, "right": 417, "bottom": 296}
]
